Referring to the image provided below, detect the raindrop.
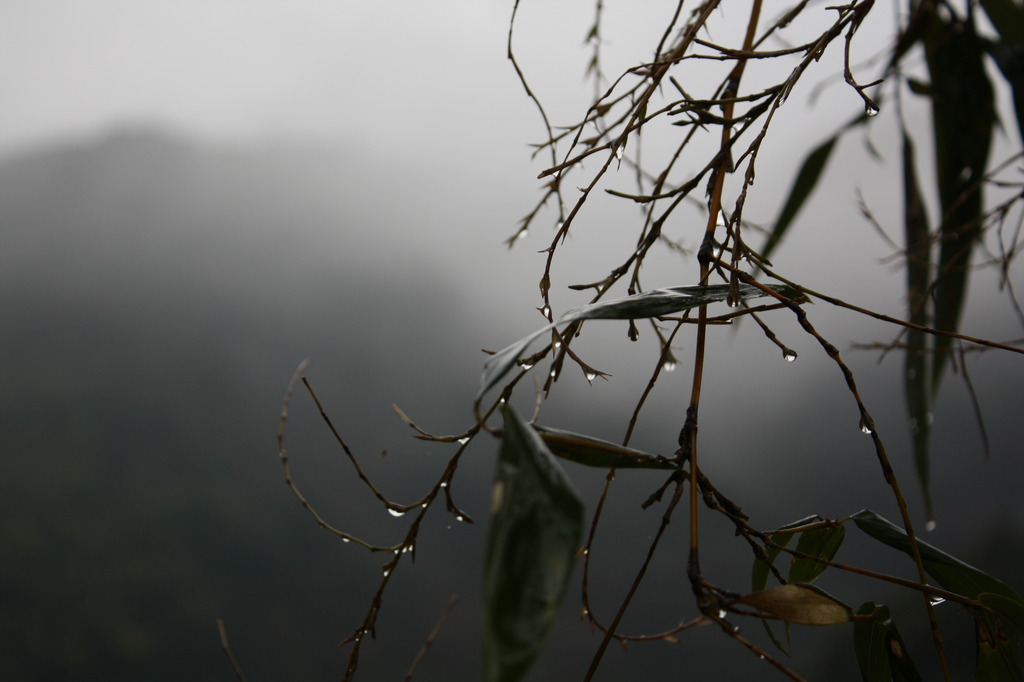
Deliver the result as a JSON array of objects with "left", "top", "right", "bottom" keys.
[
  {"left": 549, "top": 368, "right": 557, "bottom": 378},
  {"left": 929, "top": 595, "right": 946, "bottom": 606},
  {"left": 717, "top": 609, "right": 727, "bottom": 619},
  {"left": 662, "top": 360, "right": 677, "bottom": 373},
  {"left": 783, "top": 350, "right": 797, "bottom": 363},
  {"left": 342, "top": 537, "right": 351, "bottom": 543},
  {"left": 439, "top": 481, "right": 448, "bottom": 488},
  {"left": 727, "top": 299, "right": 741, "bottom": 309},
  {"left": 615, "top": 144, "right": 624, "bottom": 161},
  {"left": 382, "top": 567, "right": 391, "bottom": 577},
  {"left": 455, "top": 515, "right": 465, "bottom": 523},
  {"left": 388, "top": 508, "right": 406, "bottom": 518},
  {"left": 627, "top": 322, "right": 640, "bottom": 342},
  {"left": 457, "top": 436, "right": 470, "bottom": 445},
  {"left": 925, "top": 520, "right": 937, "bottom": 532},
  {"left": 521, "top": 361, "right": 534, "bottom": 370},
  {"left": 865, "top": 102, "right": 880, "bottom": 117},
  {"left": 581, "top": 607, "right": 590, "bottom": 617},
  {"left": 541, "top": 305, "right": 552, "bottom": 318},
  {"left": 401, "top": 545, "right": 413, "bottom": 554},
  {"left": 553, "top": 340, "right": 562, "bottom": 349},
  {"left": 585, "top": 371, "right": 598, "bottom": 381},
  {"left": 859, "top": 417, "right": 874, "bottom": 435}
]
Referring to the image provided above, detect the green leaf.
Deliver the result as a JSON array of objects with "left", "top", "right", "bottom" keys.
[
  {"left": 854, "top": 602, "right": 923, "bottom": 682},
  {"left": 476, "top": 283, "right": 800, "bottom": 409},
  {"left": 761, "top": 136, "right": 837, "bottom": 264},
  {"left": 789, "top": 523, "right": 846, "bottom": 585},
  {"left": 852, "top": 510, "right": 1023, "bottom": 604},
  {"left": 900, "top": 126, "right": 934, "bottom": 521},
  {"left": 735, "top": 583, "right": 852, "bottom": 626},
  {"left": 923, "top": 12, "right": 996, "bottom": 392},
  {"left": 761, "top": 111, "right": 872, "bottom": 264},
  {"left": 532, "top": 425, "right": 681, "bottom": 470},
  {"left": 976, "top": 592, "right": 1024, "bottom": 681},
  {"left": 483, "top": 406, "right": 585, "bottom": 682}
]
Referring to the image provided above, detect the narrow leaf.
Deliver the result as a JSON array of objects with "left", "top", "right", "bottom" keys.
[
  {"left": 532, "top": 425, "right": 681, "bottom": 470},
  {"left": 854, "top": 602, "right": 923, "bottom": 682},
  {"left": 476, "top": 283, "right": 800, "bottom": 409},
  {"left": 735, "top": 583, "right": 852, "bottom": 626},
  {"left": 924, "top": 12, "right": 995, "bottom": 391},
  {"left": 483, "top": 406, "right": 585, "bottom": 682},
  {"left": 762, "top": 136, "right": 837, "bottom": 264},
  {"left": 901, "top": 126, "right": 934, "bottom": 521},
  {"left": 789, "top": 523, "right": 846, "bottom": 585},
  {"left": 976, "top": 592, "right": 1024, "bottom": 682},
  {"left": 761, "top": 111, "right": 872, "bottom": 264},
  {"left": 852, "top": 510, "right": 1024, "bottom": 604}
]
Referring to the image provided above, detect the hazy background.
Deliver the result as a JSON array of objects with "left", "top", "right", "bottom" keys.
[{"left": 1, "top": 3, "right": 1022, "bottom": 680}]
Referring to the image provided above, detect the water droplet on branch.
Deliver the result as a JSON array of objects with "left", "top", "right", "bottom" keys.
[
  {"left": 388, "top": 508, "right": 406, "bottom": 518},
  {"left": 783, "top": 350, "right": 797, "bottom": 363}
]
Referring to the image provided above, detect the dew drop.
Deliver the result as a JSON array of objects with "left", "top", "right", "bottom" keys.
[
  {"left": 388, "top": 508, "right": 406, "bottom": 518},
  {"left": 549, "top": 368, "right": 558, "bottom": 378},
  {"left": 342, "top": 537, "right": 351, "bottom": 543},
  {"left": 614, "top": 145, "right": 624, "bottom": 161},
  {"left": 727, "top": 299, "right": 741, "bottom": 309},
  {"left": 925, "top": 520, "right": 937, "bottom": 532},
  {"left": 928, "top": 595, "right": 946, "bottom": 606},
  {"left": 457, "top": 436, "right": 470, "bottom": 445},
  {"left": 439, "top": 481, "right": 448, "bottom": 488},
  {"left": 783, "top": 350, "right": 797, "bottom": 363},
  {"left": 521, "top": 361, "right": 534, "bottom": 370},
  {"left": 717, "top": 609, "right": 727, "bottom": 619},
  {"left": 662, "top": 360, "right": 677, "bottom": 373},
  {"left": 859, "top": 417, "right": 874, "bottom": 435},
  {"left": 382, "top": 568, "right": 391, "bottom": 577},
  {"left": 541, "top": 305, "right": 551, "bottom": 318},
  {"left": 585, "top": 371, "right": 597, "bottom": 381},
  {"left": 455, "top": 515, "right": 465, "bottom": 523},
  {"left": 865, "top": 102, "right": 880, "bottom": 117},
  {"left": 553, "top": 340, "right": 562, "bottom": 349}
]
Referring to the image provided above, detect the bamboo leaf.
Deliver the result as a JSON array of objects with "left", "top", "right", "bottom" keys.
[
  {"left": 483, "top": 406, "right": 585, "bottom": 682},
  {"left": 854, "top": 602, "right": 923, "bottom": 682},
  {"left": 981, "top": 0, "right": 1024, "bottom": 141},
  {"left": 976, "top": 592, "right": 1024, "bottom": 682},
  {"left": 532, "top": 425, "right": 681, "bottom": 470},
  {"left": 476, "top": 283, "right": 800, "bottom": 409},
  {"left": 761, "top": 135, "right": 838, "bottom": 264},
  {"left": 923, "top": 12, "right": 996, "bottom": 392},
  {"left": 789, "top": 523, "right": 845, "bottom": 585},
  {"left": 735, "top": 584, "right": 852, "bottom": 626},
  {"left": 852, "top": 510, "right": 1024, "bottom": 604},
  {"left": 901, "top": 126, "right": 934, "bottom": 521}
]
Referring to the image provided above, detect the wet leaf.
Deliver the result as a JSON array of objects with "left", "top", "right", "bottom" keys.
[
  {"left": 735, "top": 583, "right": 852, "bottom": 626},
  {"left": 483, "top": 406, "right": 585, "bottom": 682},
  {"left": 532, "top": 425, "right": 681, "bottom": 470},
  {"left": 476, "top": 283, "right": 800, "bottom": 409},
  {"left": 852, "top": 510, "right": 1023, "bottom": 604},
  {"left": 854, "top": 602, "right": 923, "bottom": 682}
]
